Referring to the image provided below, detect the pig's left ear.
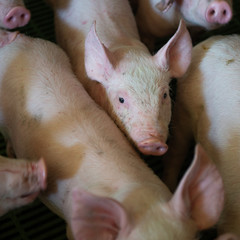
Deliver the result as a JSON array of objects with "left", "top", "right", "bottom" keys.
[
  {"left": 70, "top": 189, "right": 131, "bottom": 240},
  {"left": 85, "top": 22, "right": 116, "bottom": 84},
  {"left": 153, "top": 19, "right": 192, "bottom": 78},
  {"left": 169, "top": 144, "right": 224, "bottom": 230}
]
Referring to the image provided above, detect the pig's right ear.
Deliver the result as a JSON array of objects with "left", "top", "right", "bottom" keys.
[
  {"left": 85, "top": 22, "right": 116, "bottom": 85},
  {"left": 168, "top": 144, "right": 225, "bottom": 230},
  {"left": 0, "top": 30, "right": 19, "bottom": 47},
  {"left": 70, "top": 189, "right": 131, "bottom": 240}
]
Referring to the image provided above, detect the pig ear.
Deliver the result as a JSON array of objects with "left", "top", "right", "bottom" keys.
[
  {"left": 0, "top": 30, "right": 19, "bottom": 47},
  {"left": 85, "top": 22, "right": 116, "bottom": 85},
  {"left": 155, "top": 0, "right": 174, "bottom": 12},
  {"left": 215, "top": 233, "right": 240, "bottom": 240},
  {"left": 169, "top": 144, "right": 224, "bottom": 230},
  {"left": 70, "top": 189, "right": 131, "bottom": 240},
  {"left": 153, "top": 19, "right": 192, "bottom": 78}
]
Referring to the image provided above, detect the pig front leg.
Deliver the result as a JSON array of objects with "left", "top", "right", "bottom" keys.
[
  {"left": 0, "top": 156, "right": 47, "bottom": 216},
  {"left": 161, "top": 102, "right": 194, "bottom": 192}
]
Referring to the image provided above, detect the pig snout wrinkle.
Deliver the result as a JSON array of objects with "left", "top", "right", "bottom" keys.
[
  {"left": 206, "top": 1, "right": 232, "bottom": 25},
  {"left": 138, "top": 138, "right": 168, "bottom": 156},
  {"left": 4, "top": 6, "right": 31, "bottom": 29}
]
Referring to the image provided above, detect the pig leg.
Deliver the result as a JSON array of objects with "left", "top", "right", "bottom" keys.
[
  {"left": 161, "top": 102, "right": 194, "bottom": 192},
  {"left": 0, "top": 156, "right": 47, "bottom": 216}
]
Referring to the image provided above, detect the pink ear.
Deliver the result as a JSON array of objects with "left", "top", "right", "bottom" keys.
[
  {"left": 169, "top": 144, "right": 224, "bottom": 230},
  {"left": 0, "top": 30, "right": 19, "bottom": 47},
  {"left": 215, "top": 233, "right": 240, "bottom": 240},
  {"left": 153, "top": 19, "right": 192, "bottom": 78},
  {"left": 85, "top": 22, "right": 116, "bottom": 84},
  {"left": 155, "top": 0, "right": 174, "bottom": 12},
  {"left": 70, "top": 189, "right": 131, "bottom": 240}
]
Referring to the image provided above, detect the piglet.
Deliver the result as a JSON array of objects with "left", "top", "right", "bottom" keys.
[
  {"left": 0, "top": 0, "right": 31, "bottom": 29},
  {"left": 133, "top": 0, "right": 233, "bottom": 49},
  {"left": 162, "top": 34, "right": 240, "bottom": 237},
  {"left": 0, "top": 29, "right": 225, "bottom": 239},
  {"left": 0, "top": 156, "right": 46, "bottom": 216},
  {"left": 46, "top": 0, "right": 192, "bottom": 156}
]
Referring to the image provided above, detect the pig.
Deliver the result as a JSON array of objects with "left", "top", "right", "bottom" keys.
[
  {"left": 0, "top": 29, "right": 225, "bottom": 239},
  {"left": 133, "top": 0, "right": 233, "bottom": 50},
  {"left": 0, "top": 0, "right": 31, "bottom": 29},
  {"left": 0, "top": 156, "right": 47, "bottom": 216},
  {"left": 45, "top": 0, "right": 192, "bottom": 156},
  {"left": 161, "top": 34, "right": 240, "bottom": 237}
]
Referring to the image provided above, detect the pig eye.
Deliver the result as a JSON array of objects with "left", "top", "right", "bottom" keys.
[
  {"left": 119, "top": 97, "right": 125, "bottom": 103},
  {"left": 163, "top": 92, "right": 168, "bottom": 99}
]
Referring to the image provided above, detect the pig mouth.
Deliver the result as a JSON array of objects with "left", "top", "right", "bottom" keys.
[{"left": 20, "top": 191, "right": 39, "bottom": 199}]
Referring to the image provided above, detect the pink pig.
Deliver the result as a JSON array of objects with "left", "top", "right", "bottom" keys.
[
  {"left": 0, "top": 0, "right": 31, "bottom": 29},
  {"left": 162, "top": 35, "right": 240, "bottom": 237},
  {"left": 46, "top": 0, "right": 192, "bottom": 156},
  {"left": 133, "top": 0, "right": 233, "bottom": 49},
  {"left": 0, "top": 156, "right": 46, "bottom": 216},
  {"left": 0, "top": 29, "right": 225, "bottom": 239}
]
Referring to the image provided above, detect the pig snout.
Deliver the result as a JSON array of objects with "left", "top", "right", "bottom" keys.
[
  {"left": 137, "top": 136, "right": 168, "bottom": 156},
  {"left": 206, "top": 1, "right": 232, "bottom": 25},
  {"left": 32, "top": 158, "right": 47, "bottom": 190},
  {"left": 4, "top": 6, "right": 31, "bottom": 29}
]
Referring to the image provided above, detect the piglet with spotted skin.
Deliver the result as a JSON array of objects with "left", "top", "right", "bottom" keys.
[
  {"left": 0, "top": 29, "right": 225, "bottom": 239},
  {"left": 0, "top": 156, "right": 47, "bottom": 216},
  {"left": 45, "top": 0, "right": 192, "bottom": 156},
  {"left": 161, "top": 35, "right": 240, "bottom": 238},
  {"left": 0, "top": 0, "right": 31, "bottom": 29},
  {"left": 133, "top": 0, "right": 233, "bottom": 50}
]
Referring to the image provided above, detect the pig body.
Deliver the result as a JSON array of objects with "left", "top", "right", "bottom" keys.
[
  {"left": 162, "top": 34, "right": 240, "bottom": 236},
  {"left": 46, "top": 0, "right": 192, "bottom": 156},
  {"left": 0, "top": 156, "right": 46, "bottom": 216},
  {"left": 134, "top": 0, "right": 233, "bottom": 49},
  {"left": 0, "top": 0, "right": 31, "bottom": 29},
  {"left": 0, "top": 30, "right": 225, "bottom": 239}
]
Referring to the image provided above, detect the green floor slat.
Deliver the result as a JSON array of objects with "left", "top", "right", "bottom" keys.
[{"left": 0, "top": 0, "right": 239, "bottom": 239}]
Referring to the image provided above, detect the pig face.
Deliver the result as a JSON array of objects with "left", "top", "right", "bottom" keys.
[
  {"left": 85, "top": 20, "right": 192, "bottom": 156},
  {"left": 179, "top": 0, "right": 233, "bottom": 30}
]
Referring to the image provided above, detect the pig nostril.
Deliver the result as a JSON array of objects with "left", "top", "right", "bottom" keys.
[{"left": 209, "top": 9, "right": 215, "bottom": 16}]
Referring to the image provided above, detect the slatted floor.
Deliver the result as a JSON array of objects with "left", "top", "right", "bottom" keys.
[{"left": 0, "top": 0, "right": 239, "bottom": 239}]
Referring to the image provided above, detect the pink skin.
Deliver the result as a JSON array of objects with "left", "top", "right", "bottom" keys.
[
  {"left": 3, "top": 6, "right": 31, "bottom": 29},
  {"left": 0, "top": 157, "right": 47, "bottom": 216},
  {"left": 179, "top": 0, "right": 233, "bottom": 29},
  {"left": 206, "top": 1, "right": 232, "bottom": 25}
]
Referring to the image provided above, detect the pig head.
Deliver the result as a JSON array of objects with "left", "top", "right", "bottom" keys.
[
  {"left": 0, "top": 156, "right": 46, "bottom": 216},
  {"left": 85, "top": 20, "right": 192, "bottom": 156}
]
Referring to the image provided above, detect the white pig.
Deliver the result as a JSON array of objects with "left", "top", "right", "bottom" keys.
[
  {"left": 0, "top": 156, "right": 46, "bottom": 216},
  {"left": 0, "top": 29, "right": 225, "bottom": 239},
  {"left": 0, "top": 0, "right": 31, "bottom": 29},
  {"left": 162, "top": 34, "right": 240, "bottom": 237},
  {"left": 133, "top": 0, "right": 233, "bottom": 50},
  {"left": 45, "top": 0, "right": 192, "bottom": 156}
]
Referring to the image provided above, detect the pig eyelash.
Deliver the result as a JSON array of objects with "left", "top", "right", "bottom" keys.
[{"left": 119, "top": 97, "right": 125, "bottom": 103}]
